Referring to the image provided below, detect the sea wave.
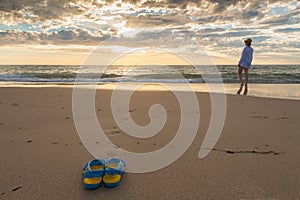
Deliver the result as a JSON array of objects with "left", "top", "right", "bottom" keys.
[{"left": 0, "top": 65, "right": 300, "bottom": 83}]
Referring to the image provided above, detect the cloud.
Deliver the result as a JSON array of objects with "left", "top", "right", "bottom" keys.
[
  {"left": 0, "top": 0, "right": 85, "bottom": 24},
  {"left": 124, "top": 14, "right": 187, "bottom": 28},
  {"left": 0, "top": 28, "right": 111, "bottom": 45},
  {"left": 0, "top": 0, "right": 290, "bottom": 21},
  {"left": 0, "top": 0, "right": 299, "bottom": 63},
  {"left": 275, "top": 28, "right": 300, "bottom": 33}
]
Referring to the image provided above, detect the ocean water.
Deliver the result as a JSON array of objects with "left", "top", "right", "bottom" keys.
[{"left": 0, "top": 65, "right": 299, "bottom": 84}]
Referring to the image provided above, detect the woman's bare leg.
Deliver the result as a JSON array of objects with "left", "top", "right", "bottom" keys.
[
  {"left": 237, "top": 67, "right": 244, "bottom": 94},
  {"left": 244, "top": 68, "right": 249, "bottom": 84},
  {"left": 238, "top": 67, "right": 243, "bottom": 84},
  {"left": 243, "top": 68, "right": 249, "bottom": 95}
]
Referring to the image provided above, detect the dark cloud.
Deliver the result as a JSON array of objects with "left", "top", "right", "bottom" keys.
[
  {"left": 0, "top": 28, "right": 110, "bottom": 45},
  {"left": 260, "top": 9, "right": 300, "bottom": 25},
  {"left": 0, "top": 0, "right": 84, "bottom": 22},
  {"left": 274, "top": 28, "right": 300, "bottom": 33},
  {"left": 133, "top": 29, "right": 173, "bottom": 40},
  {"left": 242, "top": 10, "right": 259, "bottom": 19},
  {"left": 123, "top": 0, "right": 298, "bottom": 29},
  {"left": 0, "top": 0, "right": 287, "bottom": 18},
  {"left": 200, "top": 31, "right": 257, "bottom": 38},
  {"left": 208, "top": 0, "right": 240, "bottom": 12},
  {"left": 0, "top": 0, "right": 24, "bottom": 11},
  {"left": 248, "top": 36, "right": 272, "bottom": 43}
]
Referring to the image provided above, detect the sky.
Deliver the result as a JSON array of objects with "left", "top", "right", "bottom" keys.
[{"left": 0, "top": 0, "right": 299, "bottom": 65}]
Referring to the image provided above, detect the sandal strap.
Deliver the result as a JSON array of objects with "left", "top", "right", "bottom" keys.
[
  {"left": 105, "top": 168, "right": 122, "bottom": 175},
  {"left": 84, "top": 159, "right": 105, "bottom": 178},
  {"left": 105, "top": 158, "right": 126, "bottom": 175},
  {"left": 87, "top": 158, "right": 105, "bottom": 171}
]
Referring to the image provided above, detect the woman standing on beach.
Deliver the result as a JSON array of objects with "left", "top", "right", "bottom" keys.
[{"left": 237, "top": 38, "right": 254, "bottom": 95}]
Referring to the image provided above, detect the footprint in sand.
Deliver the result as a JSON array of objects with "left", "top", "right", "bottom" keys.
[
  {"left": 26, "top": 140, "right": 32, "bottom": 143},
  {"left": 113, "top": 143, "right": 120, "bottom": 148},
  {"left": 11, "top": 103, "right": 18, "bottom": 106},
  {"left": 105, "top": 128, "right": 121, "bottom": 135},
  {"left": 253, "top": 116, "right": 261, "bottom": 119},
  {"left": 0, "top": 122, "right": 3, "bottom": 125},
  {"left": 52, "top": 142, "right": 59, "bottom": 145},
  {"left": 1, "top": 192, "right": 5, "bottom": 195},
  {"left": 65, "top": 117, "right": 70, "bottom": 120},
  {"left": 213, "top": 148, "right": 282, "bottom": 155},
  {"left": 11, "top": 186, "right": 22, "bottom": 192},
  {"left": 129, "top": 109, "right": 136, "bottom": 113}
]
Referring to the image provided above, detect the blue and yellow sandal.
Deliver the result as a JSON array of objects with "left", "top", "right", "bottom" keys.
[
  {"left": 83, "top": 158, "right": 105, "bottom": 189},
  {"left": 103, "top": 158, "right": 126, "bottom": 188}
]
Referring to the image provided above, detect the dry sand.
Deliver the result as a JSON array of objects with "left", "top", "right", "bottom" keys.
[{"left": 0, "top": 87, "right": 299, "bottom": 200}]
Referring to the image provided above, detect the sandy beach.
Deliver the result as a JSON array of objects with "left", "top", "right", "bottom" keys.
[{"left": 0, "top": 86, "right": 300, "bottom": 200}]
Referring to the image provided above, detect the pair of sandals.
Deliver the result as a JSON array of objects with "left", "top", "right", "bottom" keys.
[{"left": 83, "top": 158, "right": 126, "bottom": 189}]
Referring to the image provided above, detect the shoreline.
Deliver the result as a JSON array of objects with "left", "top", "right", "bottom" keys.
[{"left": 0, "top": 82, "right": 299, "bottom": 101}]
